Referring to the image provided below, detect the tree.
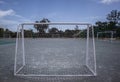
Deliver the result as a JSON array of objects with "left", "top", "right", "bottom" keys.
[
  {"left": 107, "top": 10, "right": 120, "bottom": 24},
  {"left": 95, "top": 21, "right": 108, "bottom": 31},
  {"left": 4, "top": 29, "right": 10, "bottom": 38},
  {"left": 64, "top": 29, "right": 74, "bottom": 38},
  {"left": 0, "top": 28, "right": 4, "bottom": 37},
  {"left": 24, "top": 29, "right": 33, "bottom": 37},
  {"left": 74, "top": 25, "right": 80, "bottom": 33},
  {"left": 96, "top": 21, "right": 104, "bottom": 27},
  {"left": 49, "top": 27, "right": 59, "bottom": 34},
  {"left": 34, "top": 18, "right": 50, "bottom": 34}
]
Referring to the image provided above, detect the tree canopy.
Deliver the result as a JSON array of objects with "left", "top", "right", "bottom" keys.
[
  {"left": 34, "top": 18, "right": 50, "bottom": 34},
  {"left": 107, "top": 10, "right": 120, "bottom": 24}
]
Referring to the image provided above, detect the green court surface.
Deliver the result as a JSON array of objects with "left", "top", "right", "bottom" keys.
[{"left": 0, "top": 40, "right": 15, "bottom": 45}]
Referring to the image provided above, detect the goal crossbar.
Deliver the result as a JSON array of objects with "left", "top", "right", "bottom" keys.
[{"left": 21, "top": 22, "right": 91, "bottom": 26}]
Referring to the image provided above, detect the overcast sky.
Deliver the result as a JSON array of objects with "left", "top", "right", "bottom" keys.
[{"left": 0, "top": 0, "right": 120, "bottom": 31}]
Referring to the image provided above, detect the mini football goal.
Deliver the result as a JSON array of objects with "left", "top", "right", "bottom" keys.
[
  {"left": 97, "top": 31, "right": 116, "bottom": 41},
  {"left": 14, "top": 22, "right": 96, "bottom": 76}
]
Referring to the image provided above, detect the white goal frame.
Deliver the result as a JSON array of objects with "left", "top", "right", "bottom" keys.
[
  {"left": 97, "top": 31, "right": 116, "bottom": 41},
  {"left": 14, "top": 22, "right": 97, "bottom": 77}
]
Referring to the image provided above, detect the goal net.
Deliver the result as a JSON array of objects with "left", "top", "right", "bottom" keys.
[
  {"left": 14, "top": 22, "right": 96, "bottom": 76},
  {"left": 97, "top": 31, "right": 116, "bottom": 41}
]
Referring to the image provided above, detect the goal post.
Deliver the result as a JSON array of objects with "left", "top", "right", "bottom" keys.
[
  {"left": 97, "top": 31, "right": 116, "bottom": 41},
  {"left": 14, "top": 22, "right": 97, "bottom": 76}
]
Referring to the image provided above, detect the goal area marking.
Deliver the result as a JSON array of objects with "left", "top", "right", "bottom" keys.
[{"left": 14, "top": 22, "right": 97, "bottom": 76}]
